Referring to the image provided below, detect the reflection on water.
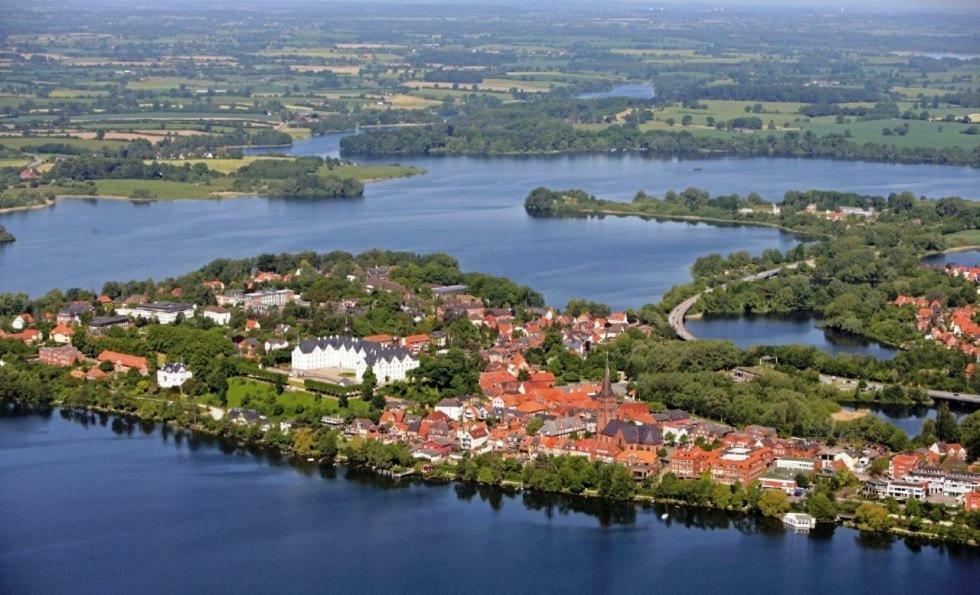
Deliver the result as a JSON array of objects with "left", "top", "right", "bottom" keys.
[
  {"left": 922, "top": 250, "right": 980, "bottom": 268},
  {"left": 3, "top": 406, "right": 979, "bottom": 594},
  {"left": 686, "top": 312, "right": 896, "bottom": 359},
  {"left": 842, "top": 402, "right": 972, "bottom": 436}
]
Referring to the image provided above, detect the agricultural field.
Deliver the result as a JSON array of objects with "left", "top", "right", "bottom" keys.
[{"left": 88, "top": 178, "right": 236, "bottom": 199}]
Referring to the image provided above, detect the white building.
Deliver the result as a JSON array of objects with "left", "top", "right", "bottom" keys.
[
  {"left": 906, "top": 467, "right": 980, "bottom": 498},
  {"left": 775, "top": 456, "right": 817, "bottom": 473},
  {"left": 265, "top": 338, "right": 289, "bottom": 352},
  {"left": 201, "top": 306, "right": 231, "bottom": 326},
  {"left": 435, "top": 398, "right": 463, "bottom": 421},
  {"left": 118, "top": 302, "right": 196, "bottom": 324},
  {"left": 865, "top": 478, "right": 928, "bottom": 501},
  {"left": 219, "top": 289, "right": 295, "bottom": 313},
  {"left": 458, "top": 423, "right": 490, "bottom": 452},
  {"left": 157, "top": 363, "right": 193, "bottom": 388},
  {"left": 11, "top": 314, "right": 31, "bottom": 330},
  {"left": 291, "top": 336, "right": 419, "bottom": 385}
]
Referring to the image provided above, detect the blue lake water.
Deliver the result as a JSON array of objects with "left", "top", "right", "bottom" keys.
[
  {"left": 578, "top": 83, "right": 657, "bottom": 100},
  {"left": 922, "top": 250, "right": 980, "bottom": 268},
  {"left": 841, "top": 403, "right": 971, "bottom": 437},
  {"left": 685, "top": 313, "right": 897, "bottom": 360},
  {"left": 1, "top": 411, "right": 977, "bottom": 594},
  {"left": 4, "top": 133, "right": 976, "bottom": 310}
]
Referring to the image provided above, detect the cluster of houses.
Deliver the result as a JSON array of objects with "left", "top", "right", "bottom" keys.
[
  {"left": 892, "top": 295, "right": 980, "bottom": 366},
  {"left": 866, "top": 444, "right": 980, "bottom": 505},
  {"left": 943, "top": 263, "right": 980, "bottom": 286},
  {"left": 801, "top": 203, "right": 876, "bottom": 221},
  {"left": 4, "top": 296, "right": 197, "bottom": 388},
  {"left": 7, "top": 264, "right": 980, "bottom": 508}
]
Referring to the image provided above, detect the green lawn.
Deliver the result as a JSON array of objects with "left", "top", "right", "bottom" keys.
[
  {"left": 320, "top": 163, "right": 425, "bottom": 181},
  {"left": 224, "top": 377, "right": 370, "bottom": 418},
  {"left": 92, "top": 178, "right": 235, "bottom": 199},
  {"left": 944, "top": 229, "right": 980, "bottom": 249}
]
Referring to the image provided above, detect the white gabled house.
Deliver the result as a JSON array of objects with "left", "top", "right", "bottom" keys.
[
  {"left": 157, "top": 362, "right": 193, "bottom": 388},
  {"left": 265, "top": 338, "right": 290, "bottom": 352}
]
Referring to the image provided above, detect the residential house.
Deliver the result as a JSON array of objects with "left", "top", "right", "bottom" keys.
[
  {"left": 157, "top": 363, "right": 193, "bottom": 388},
  {"left": 435, "top": 397, "right": 464, "bottom": 421},
  {"left": 97, "top": 350, "right": 149, "bottom": 375},
  {"left": 50, "top": 324, "right": 75, "bottom": 344},
  {"left": 57, "top": 302, "right": 93, "bottom": 325},
  {"left": 11, "top": 313, "right": 33, "bottom": 330},
  {"left": 265, "top": 338, "right": 289, "bottom": 352},
  {"left": 459, "top": 422, "right": 490, "bottom": 452},
  {"left": 87, "top": 315, "right": 131, "bottom": 336}
]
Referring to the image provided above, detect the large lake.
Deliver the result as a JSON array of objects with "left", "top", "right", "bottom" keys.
[
  {"left": 2, "top": 411, "right": 977, "bottom": 594},
  {"left": 2, "top": 133, "right": 978, "bottom": 311}
]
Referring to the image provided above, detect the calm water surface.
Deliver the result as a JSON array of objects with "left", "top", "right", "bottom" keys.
[
  {"left": 1, "top": 411, "right": 977, "bottom": 595},
  {"left": 922, "top": 250, "right": 980, "bottom": 268},
  {"left": 841, "top": 403, "right": 971, "bottom": 437},
  {"left": 685, "top": 313, "right": 897, "bottom": 359},
  {"left": 578, "top": 83, "right": 657, "bottom": 100},
  {"left": 2, "top": 134, "right": 978, "bottom": 308}
]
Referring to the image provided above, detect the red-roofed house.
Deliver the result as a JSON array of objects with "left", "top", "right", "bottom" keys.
[
  {"left": 890, "top": 453, "right": 921, "bottom": 480},
  {"left": 50, "top": 324, "right": 75, "bottom": 344},
  {"left": 97, "top": 350, "right": 149, "bottom": 375},
  {"left": 400, "top": 333, "right": 430, "bottom": 355}
]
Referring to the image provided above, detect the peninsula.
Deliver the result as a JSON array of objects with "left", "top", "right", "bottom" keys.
[{"left": 2, "top": 247, "right": 979, "bottom": 546}]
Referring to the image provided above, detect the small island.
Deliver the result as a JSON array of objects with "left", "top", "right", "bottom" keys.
[{"left": 0, "top": 225, "right": 14, "bottom": 243}]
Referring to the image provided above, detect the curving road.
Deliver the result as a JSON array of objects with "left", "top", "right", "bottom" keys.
[
  {"left": 669, "top": 261, "right": 980, "bottom": 406},
  {"left": 669, "top": 263, "right": 802, "bottom": 341}
]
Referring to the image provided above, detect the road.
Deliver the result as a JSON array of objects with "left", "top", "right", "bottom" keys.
[
  {"left": 669, "top": 262, "right": 804, "bottom": 341},
  {"left": 818, "top": 374, "right": 980, "bottom": 405},
  {"left": 666, "top": 261, "right": 980, "bottom": 407}
]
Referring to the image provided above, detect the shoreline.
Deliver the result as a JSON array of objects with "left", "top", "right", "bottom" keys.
[
  {"left": 341, "top": 146, "right": 980, "bottom": 172},
  {"left": 550, "top": 207, "right": 829, "bottom": 238},
  {"left": 19, "top": 401, "right": 977, "bottom": 549},
  {"left": 0, "top": 168, "right": 425, "bottom": 214}
]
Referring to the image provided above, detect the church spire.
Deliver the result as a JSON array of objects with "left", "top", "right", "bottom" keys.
[{"left": 600, "top": 353, "right": 613, "bottom": 400}]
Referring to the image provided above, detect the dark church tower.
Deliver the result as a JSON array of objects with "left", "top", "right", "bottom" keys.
[{"left": 596, "top": 359, "right": 617, "bottom": 437}]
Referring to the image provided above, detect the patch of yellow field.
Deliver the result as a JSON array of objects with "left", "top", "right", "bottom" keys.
[
  {"left": 830, "top": 409, "right": 869, "bottom": 423},
  {"left": 147, "top": 156, "right": 292, "bottom": 174},
  {"left": 374, "top": 94, "right": 441, "bottom": 109}
]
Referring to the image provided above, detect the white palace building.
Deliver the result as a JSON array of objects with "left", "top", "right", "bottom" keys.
[{"left": 291, "top": 336, "right": 419, "bottom": 385}]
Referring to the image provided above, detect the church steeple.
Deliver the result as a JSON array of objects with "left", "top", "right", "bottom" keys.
[
  {"left": 596, "top": 354, "right": 617, "bottom": 438},
  {"left": 600, "top": 354, "right": 614, "bottom": 401}
]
